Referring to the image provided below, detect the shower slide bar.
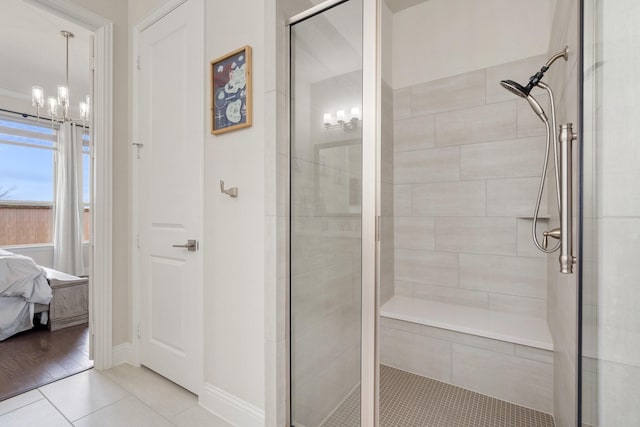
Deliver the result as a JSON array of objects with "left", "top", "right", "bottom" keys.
[{"left": 553, "top": 123, "right": 577, "bottom": 273}]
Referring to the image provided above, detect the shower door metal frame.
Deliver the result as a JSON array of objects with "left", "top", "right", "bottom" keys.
[
  {"left": 362, "top": 0, "right": 382, "bottom": 425},
  {"left": 287, "top": 0, "right": 381, "bottom": 425}
]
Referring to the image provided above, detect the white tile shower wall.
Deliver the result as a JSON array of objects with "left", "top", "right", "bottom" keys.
[
  {"left": 381, "top": 0, "right": 395, "bottom": 307},
  {"left": 380, "top": 317, "right": 553, "bottom": 413},
  {"left": 545, "top": 0, "right": 580, "bottom": 426},
  {"left": 392, "top": 56, "right": 551, "bottom": 319},
  {"left": 381, "top": 80, "right": 395, "bottom": 305}
]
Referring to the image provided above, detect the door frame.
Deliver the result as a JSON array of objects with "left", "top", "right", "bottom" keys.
[
  {"left": 131, "top": 0, "right": 205, "bottom": 389},
  {"left": 25, "top": 0, "right": 114, "bottom": 370}
]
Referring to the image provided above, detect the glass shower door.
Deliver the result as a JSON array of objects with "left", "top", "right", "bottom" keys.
[
  {"left": 289, "top": 1, "right": 364, "bottom": 426},
  {"left": 581, "top": 0, "right": 640, "bottom": 425}
]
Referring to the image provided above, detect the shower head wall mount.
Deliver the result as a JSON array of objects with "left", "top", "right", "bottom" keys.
[
  {"left": 499, "top": 46, "right": 569, "bottom": 122},
  {"left": 500, "top": 46, "right": 568, "bottom": 98}
]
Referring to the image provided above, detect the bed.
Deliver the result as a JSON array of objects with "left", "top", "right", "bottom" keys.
[{"left": 0, "top": 249, "right": 53, "bottom": 341}]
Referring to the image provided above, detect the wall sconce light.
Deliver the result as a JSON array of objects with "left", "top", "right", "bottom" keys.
[{"left": 323, "top": 106, "right": 362, "bottom": 131}]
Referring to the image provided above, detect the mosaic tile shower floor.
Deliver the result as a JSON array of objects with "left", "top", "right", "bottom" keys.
[{"left": 320, "top": 365, "right": 555, "bottom": 427}]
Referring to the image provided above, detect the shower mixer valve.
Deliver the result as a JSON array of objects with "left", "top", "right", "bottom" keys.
[{"left": 542, "top": 228, "right": 561, "bottom": 250}]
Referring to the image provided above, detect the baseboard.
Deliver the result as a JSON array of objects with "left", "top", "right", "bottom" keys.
[
  {"left": 111, "top": 342, "right": 137, "bottom": 367},
  {"left": 200, "top": 382, "right": 265, "bottom": 427}
]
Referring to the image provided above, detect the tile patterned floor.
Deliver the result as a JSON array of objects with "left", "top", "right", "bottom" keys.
[
  {"left": 0, "top": 365, "right": 233, "bottom": 427},
  {"left": 321, "top": 365, "right": 556, "bottom": 427}
]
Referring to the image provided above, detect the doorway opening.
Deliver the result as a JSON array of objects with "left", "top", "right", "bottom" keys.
[{"left": 0, "top": 0, "right": 113, "bottom": 400}]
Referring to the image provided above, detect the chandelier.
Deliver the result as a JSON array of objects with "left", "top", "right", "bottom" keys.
[{"left": 31, "top": 30, "right": 90, "bottom": 126}]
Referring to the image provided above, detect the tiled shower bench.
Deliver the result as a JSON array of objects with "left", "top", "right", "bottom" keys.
[{"left": 380, "top": 295, "right": 554, "bottom": 414}]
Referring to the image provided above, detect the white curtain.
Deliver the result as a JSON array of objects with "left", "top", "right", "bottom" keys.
[{"left": 53, "top": 122, "right": 85, "bottom": 276}]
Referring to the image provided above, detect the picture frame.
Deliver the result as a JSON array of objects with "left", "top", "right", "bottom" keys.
[{"left": 210, "top": 45, "right": 253, "bottom": 135}]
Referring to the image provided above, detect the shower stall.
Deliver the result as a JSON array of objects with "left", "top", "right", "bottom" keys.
[{"left": 287, "top": 0, "right": 639, "bottom": 425}]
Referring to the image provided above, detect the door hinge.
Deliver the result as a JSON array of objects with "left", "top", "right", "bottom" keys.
[
  {"left": 137, "top": 55, "right": 141, "bottom": 70},
  {"left": 137, "top": 323, "right": 141, "bottom": 339},
  {"left": 376, "top": 215, "right": 381, "bottom": 242},
  {"left": 132, "top": 142, "right": 144, "bottom": 159},
  {"left": 136, "top": 233, "right": 140, "bottom": 248}
]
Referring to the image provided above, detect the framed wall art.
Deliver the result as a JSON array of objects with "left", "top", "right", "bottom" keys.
[{"left": 210, "top": 45, "right": 253, "bottom": 135}]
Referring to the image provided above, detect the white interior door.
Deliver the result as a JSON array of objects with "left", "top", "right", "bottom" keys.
[{"left": 136, "top": 0, "right": 203, "bottom": 394}]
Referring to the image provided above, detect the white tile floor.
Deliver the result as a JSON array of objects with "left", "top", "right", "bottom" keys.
[{"left": 0, "top": 365, "right": 233, "bottom": 427}]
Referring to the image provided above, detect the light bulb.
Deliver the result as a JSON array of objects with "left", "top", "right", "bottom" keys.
[
  {"left": 79, "top": 102, "right": 89, "bottom": 120},
  {"left": 323, "top": 113, "right": 332, "bottom": 126},
  {"left": 48, "top": 97, "right": 58, "bottom": 116},
  {"left": 336, "top": 110, "right": 345, "bottom": 123},
  {"left": 32, "top": 86, "right": 44, "bottom": 107},
  {"left": 350, "top": 107, "right": 360, "bottom": 121},
  {"left": 57, "top": 85, "right": 69, "bottom": 106}
]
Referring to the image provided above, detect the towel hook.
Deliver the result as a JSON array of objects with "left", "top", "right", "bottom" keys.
[{"left": 220, "top": 180, "right": 238, "bottom": 198}]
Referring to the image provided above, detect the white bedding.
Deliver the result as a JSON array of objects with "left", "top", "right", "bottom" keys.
[{"left": 0, "top": 249, "right": 52, "bottom": 341}]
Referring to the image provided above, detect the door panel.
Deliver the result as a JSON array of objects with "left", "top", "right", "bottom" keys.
[
  {"left": 581, "top": 1, "right": 640, "bottom": 425},
  {"left": 137, "top": 0, "right": 203, "bottom": 394},
  {"left": 289, "top": 1, "right": 364, "bottom": 425}
]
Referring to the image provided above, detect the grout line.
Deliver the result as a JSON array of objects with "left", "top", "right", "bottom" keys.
[
  {"left": 42, "top": 370, "right": 131, "bottom": 424},
  {"left": 0, "top": 391, "right": 45, "bottom": 418},
  {"left": 69, "top": 393, "right": 131, "bottom": 425},
  {"left": 39, "top": 390, "right": 74, "bottom": 425}
]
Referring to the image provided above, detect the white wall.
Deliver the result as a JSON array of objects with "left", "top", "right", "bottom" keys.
[
  {"left": 129, "top": 0, "right": 267, "bottom": 415},
  {"left": 0, "top": 92, "right": 32, "bottom": 115},
  {"left": 392, "top": 0, "right": 552, "bottom": 88},
  {"left": 204, "top": 0, "right": 266, "bottom": 412},
  {"left": 544, "top": 0, "right": 579, "bottom": 426}
]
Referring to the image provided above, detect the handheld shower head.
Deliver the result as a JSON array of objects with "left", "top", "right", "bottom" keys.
[
  {"left": 525, "top": 94, "right": 547, "bottom": 122},
  {"left": 500, "top": 80, "right": 529, "bottom": 98},
  {"left": 500, "top": 79, "right": 548, "bottom": 122}
]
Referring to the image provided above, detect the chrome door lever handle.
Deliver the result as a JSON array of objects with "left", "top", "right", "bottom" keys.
[{"left": 172, "top": 239, "right": 198, "bottom": 251}]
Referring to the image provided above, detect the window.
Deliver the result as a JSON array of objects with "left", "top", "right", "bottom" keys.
[
  {"left": 0, "top": 116, "right": 56, "bottom": 246},
  {"left": 0, "top": 115, "right": 91, "bottom": 246},
  {"left": 0, "top": 117, "right": 56, "bottom": 202}
]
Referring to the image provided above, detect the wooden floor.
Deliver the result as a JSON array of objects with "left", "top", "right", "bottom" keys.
[{"left": 0, "top": 323, "right": 92, "bottom": 402}]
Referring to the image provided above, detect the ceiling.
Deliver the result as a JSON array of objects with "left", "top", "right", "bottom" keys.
[
  {"left": 0, "top": 0, "right": 91, "bottom": 109},
  {"left": 292, "top": 0, "right": 362, "bottom": 84},
  {"left": 384, "top": 0, "right": 430, "bottom": 13}
]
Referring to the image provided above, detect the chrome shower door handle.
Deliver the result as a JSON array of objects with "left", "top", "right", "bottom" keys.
[{"left": 172, "top": 239, "right": 198, "bottom": 252}]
